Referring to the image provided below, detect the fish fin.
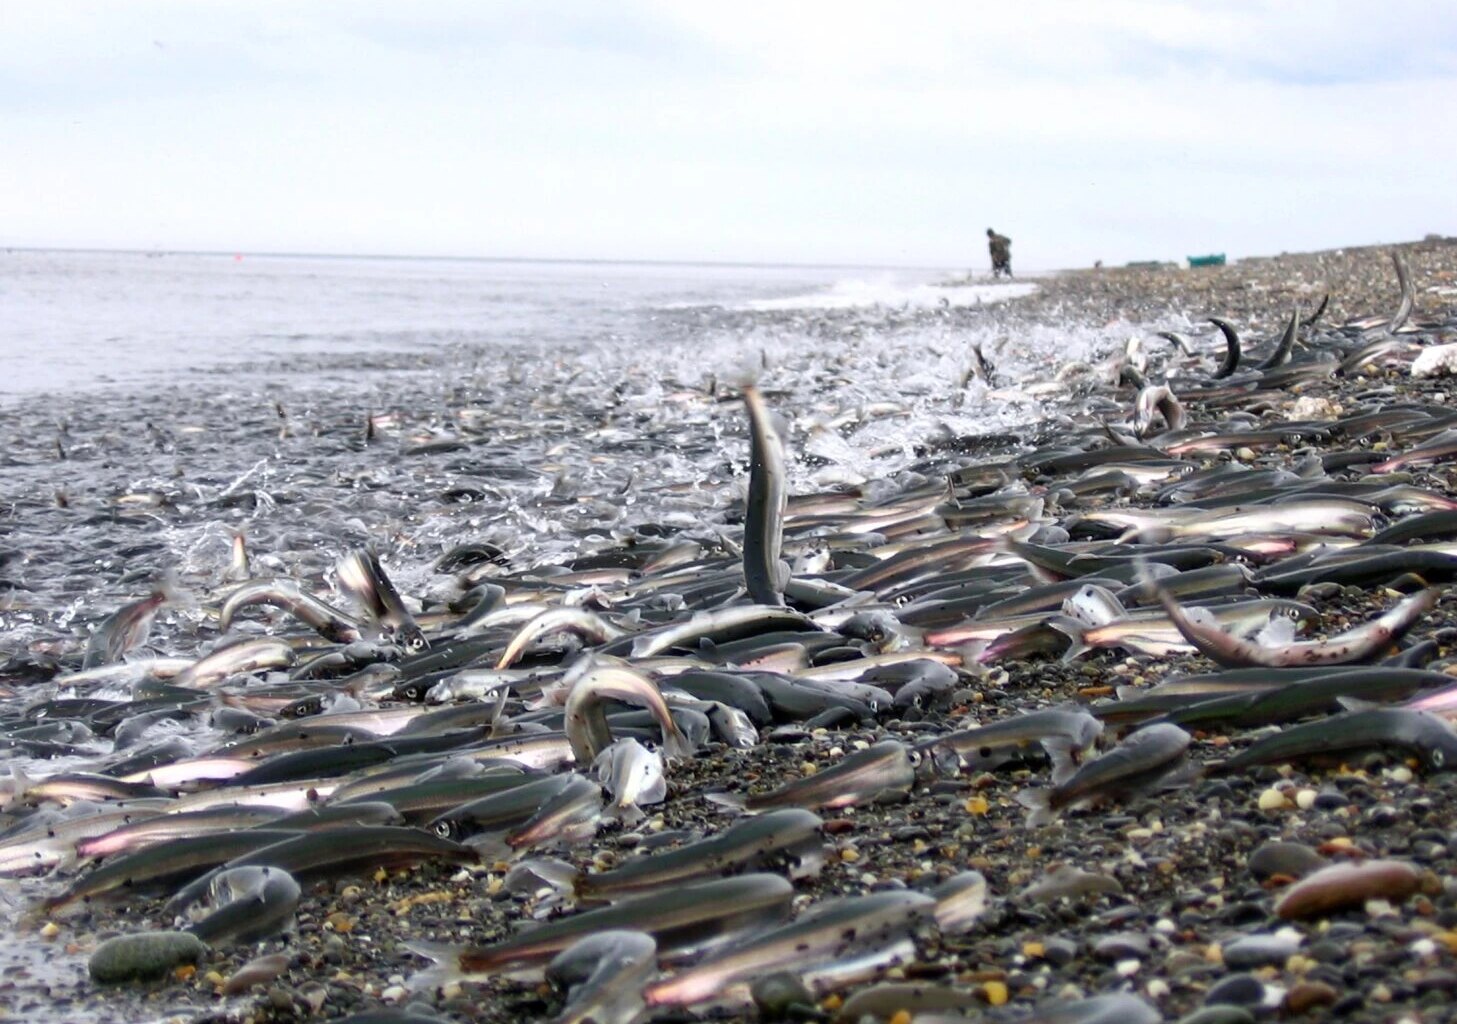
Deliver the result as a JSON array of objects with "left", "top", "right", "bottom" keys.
[
  {"left": 1042, "top": 737, "right": 1079, "bottom": 786},
  {"left": 662, "top": 729, "right": 696, "bottom": 764},
  {"left": 2, "top": 766, "right": 33, "bottom": 809},
  {"left": 464, "top": 834, "right": 514, "bottom": 863},
  {"left": 403, "top": 940, "right": 466, "bottom": 992},
  {"left": 704, "top": 791, "right": 748, "bottom": 813},
  {"left": 606, "top": 802, "right": 647, "bottom": 827},
  {"left": 1337, "top": 696, "right": 1381, "bottom": 713},
  {"left": 1051, "top": 622, "right": 1090, "bottom": 664},
  {"left": 1015, "top": 787, "right": 1056, "bottom": 827}
]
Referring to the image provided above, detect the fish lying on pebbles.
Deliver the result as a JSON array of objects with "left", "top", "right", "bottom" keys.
[
  {"left": 1017, "top": 723, "right": 1194, "bottom": 826},
  {"left": 545, "top": 930, "right": 659, "bottom": 1024},
  {"left": 705, "top": 740, "right": 916, "bottom": 813}
]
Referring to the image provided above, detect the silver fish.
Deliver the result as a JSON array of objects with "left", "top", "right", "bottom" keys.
[
  {"left": 742, "top": 384, "right": 790, "bottom": 606},
  {"left": 592, "top": 738, "right": 667, "bottom": 825},
  {"left": 706, "top": 740, "right": 915, "bottom": 813},
  {"left": 563, "top": 660, "right": 694, "bottom": 763},
  {"left": 545, "top": 930, "right": 658, "bottom": 1024},
  {"left": 1016, "top": 723, "right": 1193, "bottom": 826}
]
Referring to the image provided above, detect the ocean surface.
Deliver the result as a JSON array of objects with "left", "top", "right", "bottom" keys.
[{"left": 0, "top": 249, "right": 1137, "bottom": 1020}]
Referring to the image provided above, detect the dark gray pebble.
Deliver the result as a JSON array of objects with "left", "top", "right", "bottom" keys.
[
  {"left": 1204, "top": 972, "right": 1267, "bottom": 1008},
  {"left": 1222, "top": 932, "right": 1300, "bottom": 969},
  {"left": 1247, "top": 841, "right": 1327, "bottom": 881},
  {"left": 1093, "top": 932, "right": 1152, "bottom": 960}
]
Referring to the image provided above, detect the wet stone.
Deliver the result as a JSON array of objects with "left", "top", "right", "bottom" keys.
[
  {"left": 88, "top": 931, "right": 208, "bottom": 985},
  {"left": 1093, "top": 932, "right": 1152, "bottom": 960},
  {"left": 1042, "top": 937, "right": 1078, "bottom": 967},
  {"left": 750, "top": 971, "right": 815, "bottom": 1020},
  {"left": 1284, "top": 980, "right": 1339, "bottom": 1014},
  {"left": 1204, "top": 973, "right": 1268, "bottom": 1008},
  {"left": 1247, "top": 841, "right": 1327, "bottom": 882},
  {"left": 1222, "top": 932, "right": 1301, "bottom": 969},
  {"left": 1312, "top": 789, "right": 1349, "bottom": 811}
]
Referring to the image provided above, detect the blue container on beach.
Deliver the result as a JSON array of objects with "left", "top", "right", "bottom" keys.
[{"left": 1187, "top": 253, "right": 1226, "bottom": 268}]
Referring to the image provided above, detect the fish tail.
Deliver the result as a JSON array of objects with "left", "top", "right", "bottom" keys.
[
  {"left": 1015, "top": 787, "right": 1056, "bottom": 827},
  {"left": 704, "top": 791, "right": 748, "bottom": 813},
  {"left": 663, "top": 727, "right": 696, "bottom": 763},
  {"left": 403, "top": 940, "right": 467, "bottom": 991},
  {"left": 1042, "top": 737, "right": 1079, "bottom": 786}
]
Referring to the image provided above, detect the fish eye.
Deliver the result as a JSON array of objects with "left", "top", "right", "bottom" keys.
[
  {"left": 1285, "top": 608, "right": 1301, "bottom": 620},
  {"left": 1431, "top": 750, "right": 1445, "bottom": 768},
  {"left": 432, "top": 821, "right": 455, "bottom": 838},
  {"left": 907, "top": 750, "right": 923, "bottom": 767}
]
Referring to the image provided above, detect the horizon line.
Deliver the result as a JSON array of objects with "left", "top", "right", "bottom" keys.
[{"left": 0, "top": 243, "right": 973, "bottom": 275}]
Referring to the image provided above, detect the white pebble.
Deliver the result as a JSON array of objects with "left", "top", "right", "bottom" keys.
[
  {"left": 1295, "top": 788, "right": 1318, "bottom": 810},
  {"left": 1258, "top": 788, "right": 1290, "bottom": 811},
  {"left": 380, "top": 985, "right": 407, "bottom": 1003},
  {"left": 1145, "top": 978, "right": 1170, "bottom": 1000},
  {"left": 1115, "top": 958, "right": 1141, "bottom": 977}
]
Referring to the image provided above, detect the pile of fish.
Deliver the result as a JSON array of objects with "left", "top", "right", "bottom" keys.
[{"left": 3, "top": 251, "right": 1457, "bottom": 1022}]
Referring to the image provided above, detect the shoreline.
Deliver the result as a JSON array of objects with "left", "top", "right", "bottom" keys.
[{"left": 4, "top": 239, "right": 1457, "bottom": 1024}]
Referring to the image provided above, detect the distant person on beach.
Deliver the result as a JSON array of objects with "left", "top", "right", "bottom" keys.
[{"left": 987, "top": 228, "right": 1012, "bottom": 279}]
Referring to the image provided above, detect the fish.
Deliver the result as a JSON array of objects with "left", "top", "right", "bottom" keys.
[
  {"left": 409, "top": 873, "right": 795, "bottom": 983},
  {"left": 627, "top": 606, "right": 820, "bottom": 660},
  {"left": 642, "top": 889, "right": 936, "bottom": 1008},
  {"left": 574, "top": 808, "right": 825, "bottom": 902},
  {"left": 501, "top": 775, "right": 603, "bottom": 855},
  {"left": 337, "top": 549, "right": 429, "bottom": 652},
  {"left": 219, "top": 579, "right": 365, "bottom": 644},
  {"left": 562, "top": 659, "right": 694, "bottom": 763},
  {"left": 82, "top": 586, "right": 174, "bottom": 669},
  {"left": 921, "top": 708, "right": 1103, "bottom": 780},
  {"left": 1207, "top": 317, "right": 1241, "bottom": 378},
  {"left": 42, "top": 828, "right": 306, "bottom": 912},
  {"left": 428, "top": 774, "right": 584, "bottom": 840},
  {"left": 1152, "top": 583, "right": 1436, "bottom": 669},
  {"left": 1132, "top": 384, "right": 1186, "bottom": 438},
  {"left": 706, "top": 740, "right": 915, "bottom": 813},
  {"left": 169, "top": 637, "right": 297, "bottom": 689},
  {"left": 742, "top": 384, "right": 790, "bottom": 605},
  {"left": 496, "top": 608, "right": 627, "bottom": 669},
  {"left": 0, "top": 805, "right": 168, "bottom": 878},
  {"left": 175, "top": 864, "right": 301, "bottom": 946},
  {"left": 1016, "top": 723, "right": 1193, "bottom": 826},
  {"left": 592, "top": 738, "right": 666, "bottom": 825},
  {"left": 545, "top": 931, "right": 659, "bottom": 1024},
  {"left": 1213, "top": 707, "right": 1457, "bottom": 774}
]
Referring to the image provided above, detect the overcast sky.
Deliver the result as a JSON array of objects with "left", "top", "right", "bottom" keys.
[{"left": 4, "top": 1, "right": 1455, "bottom": 269}]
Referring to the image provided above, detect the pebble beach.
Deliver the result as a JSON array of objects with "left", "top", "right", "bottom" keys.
[{"left": 5, "top": 237, "right": 1457, "bottom": 1024}]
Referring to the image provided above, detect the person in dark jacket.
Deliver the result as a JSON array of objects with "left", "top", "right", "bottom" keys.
[{"left": 987, "top": 228, "right": 1012, "bottom": 279}]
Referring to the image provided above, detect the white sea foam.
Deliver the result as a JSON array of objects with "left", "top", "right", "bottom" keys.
[{"left": 743, "top": 276, "right": 1037, "bottom": 311}]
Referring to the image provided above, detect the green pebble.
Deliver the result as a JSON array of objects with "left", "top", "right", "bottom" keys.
[{"left": 89, "top": 931, "right": 207, "bottom": 984}]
